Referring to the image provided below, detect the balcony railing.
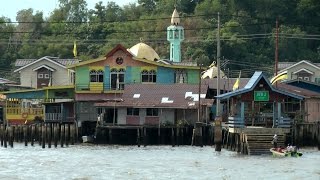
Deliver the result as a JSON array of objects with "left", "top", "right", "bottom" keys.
[
  {"left": 76, "top": 84, "right": 124, "bottom": 91},
  {"left": 45, "top": 113, "right": 75, "bottom": 122},
  {"left": 7, "top": 108, "right": 44, "bottom": 116},
  {"left": 45, "top": 113, "right": 62, "bottom": 121}
]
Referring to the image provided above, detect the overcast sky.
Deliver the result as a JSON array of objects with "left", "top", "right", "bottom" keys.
[{"left": 0, "top": 0, "right": 137, "bottom": 21}]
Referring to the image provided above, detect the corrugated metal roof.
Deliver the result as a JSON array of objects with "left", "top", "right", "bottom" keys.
[
  {"left": 277, "top": 83, "right": 320, "bottom": 98},
  {"left": 0, "top": 78, "right": 16, "bottom": 84},
  {"left": 15, "top": 59, "right": 36, "bottom": 67},
  {"left": 15, "top": 56, "right": 80, "bottom": 67},
  {"left": 95, "top": 84, "right": 213, "bottom": 108}
]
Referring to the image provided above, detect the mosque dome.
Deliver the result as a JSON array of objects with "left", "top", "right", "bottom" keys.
[{"left": 128, "top": 42, "right": 160, "bottom": 61}]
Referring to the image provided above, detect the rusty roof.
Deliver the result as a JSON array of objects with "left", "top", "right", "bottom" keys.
[
  {"left": 95, "top": 84, "right": 213, "bottom": 108},
  {"left": 276, "top": 83, "right": 320, "bottom": 98},
  {"left": 15, "top": 56, "right": 80, "bottom": 67}
]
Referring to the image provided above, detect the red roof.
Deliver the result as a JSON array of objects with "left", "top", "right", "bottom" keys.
[
  {"left": 95, "top": 84, "right": 213, "bottom": 108},
  {"left": 105, "top": 44, "right": 132, "bottom": 58}
]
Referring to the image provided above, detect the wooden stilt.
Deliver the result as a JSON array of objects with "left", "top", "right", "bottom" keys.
[
  {"left": 48, "top": 124, "right": 52, "bottom": 148},
  {"left": 191, "top": 129, "right": 195, "bottom": 146},
  {"left": 9, "top": 126, "right": 14, "bottom": 148},
  {"left": 0, "top": 124, "right": 3, "bottom": 146},
  {"left": 65, "top": 124, "right": 69, "bottom": 147},
  {"left": 31, "top": 125, "right": 35, "bottom": 146},
  {"left": 137, "top": 128, "right": 140, "bottom": 147},
  {"left": 39, "top": 124, "right": 42, "bottom": 146},
  {"left": 143, "top": 128, "right": 147, "bottom": 147},
  {"left": 61, "top": 124, "right": 65, "bottom": 147},
  {"left": 54, "top": 124, "right": 58, "bottom": 148},
  {"left": 176, "top": 127, "right": 180, "bottom": 146},
  {"left": 70, "top": 123, "right": 75, "bottom": 145},
  {"left": 42, "top": 124, "right": 46, "bottom": 148},
  {"left": 23, "top": 125, "right": 27, "bottom": 146},
  {"left": 108, "top": 129, "right": 112, "bottom": 144},
  {"left": 13, "top": 125, "right": 18, "bottom": 142},
  {"left": 4, "top": 126, "right": 7, "bottom": 148},
  {"left": 171, "top": 128, "right": 175, "bottom": 147},
  {"left": 158, "top": 127, "right": 161, "bottom": 144}
]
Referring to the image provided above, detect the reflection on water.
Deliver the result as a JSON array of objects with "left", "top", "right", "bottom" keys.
[{"left": 0, "top": 144, "right": 319, "bottom": 180}]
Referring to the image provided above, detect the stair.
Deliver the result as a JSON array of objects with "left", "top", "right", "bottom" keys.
[{"left": 245, "top": 133, "right": 285, "bottom": 155}]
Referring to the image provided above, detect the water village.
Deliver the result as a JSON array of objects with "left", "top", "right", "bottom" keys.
[{"left": 0, "top": 7, "right": 319, "bottom": 156}]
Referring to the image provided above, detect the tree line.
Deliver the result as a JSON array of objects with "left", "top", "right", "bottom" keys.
[{"left": 0, "top": 0, "right": 319, "bottom": 79}]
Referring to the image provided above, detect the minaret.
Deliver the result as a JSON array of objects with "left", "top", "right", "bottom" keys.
[{"left": 167, "top": 7, "right": 184, "bottom": 62}]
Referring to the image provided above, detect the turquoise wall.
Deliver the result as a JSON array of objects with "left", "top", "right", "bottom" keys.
[
  {"left": 104, "top": 66, "right": 110, "bottom": 90},
  {"left": 75, "top": 66, "right": 89, "bottom": 90},
  {"left": 157, "top": 67, "right": 174, "bottom": 84},
  {"left": 125, "top": 67, "right": 132, "bottom": 84},
  {"left": 6, "top": 90, "right": 45, "bottom": 99},
  {"left": 75, "top": 63, "right": 199, "bottom": 91},
  {"left": 187, "top": 69, "right": 199, "bottom": 84},
  {"left": 131, "top": 67, "right": 141, "bottom": 83}
]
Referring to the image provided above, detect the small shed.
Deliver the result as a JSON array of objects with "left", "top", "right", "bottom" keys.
[{"left": 216, "top": 71, "right": 304, "bottom": 128}]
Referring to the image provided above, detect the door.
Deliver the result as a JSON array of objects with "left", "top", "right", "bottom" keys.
[{"left": 105, "top": 108, "right": 118, "bottom": 124}]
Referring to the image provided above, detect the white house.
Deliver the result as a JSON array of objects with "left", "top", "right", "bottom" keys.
[{"left": 14, "top": 56, "right": 80, "bottom": 88}]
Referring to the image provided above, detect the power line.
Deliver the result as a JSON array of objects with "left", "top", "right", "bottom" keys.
[
  {"left": 0, "top": 13, "right": 270, "bottom": 24},
  {"left": 0, "top": 33, "right": 319, "bottom": 46}
]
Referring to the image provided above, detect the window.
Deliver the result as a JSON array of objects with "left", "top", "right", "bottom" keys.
[
  {"left": 70, "top": 72, "right": 75, "bottom": 84},
  {"left": 141, "top": 70, "right": 156, "bottom": 83},
  {"left": 175, "top": 69, "right": 187, "bottom": 83},
  {"left": 116, "top": 57, "right": 123, "bottom": 65},
  {"left": 38, "top": 74, "right": 43, "bottom": 78},
  {"left": 146, "top": 108, "right": 158, "bottom": 116},
  {"left": 44, "top": 74, "right": 50, "bottom": 79},
  {"left": 304, "top": 77, "right": 310, "bottom": 81},
  {"left": 169, "top": 30, "right": 173, "bottom": 39},
  {"left": 174, "top": 29, "right": 179, "bottom": 38},
  {"left": 90, "top": 69, "right": 104, "bottom": 82},
  {"left": 127, "top": 108, "right": 139, "bottom": 116},
  {"left": 315, "top": 78, "right": 320, "bottom": 84},
  {"left": 110, "top": 68, "right": 125, "bottom": 90}
]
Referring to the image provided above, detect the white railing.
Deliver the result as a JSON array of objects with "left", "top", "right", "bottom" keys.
[{"left": 45, "top": 113, "right": 62, "bottom": 121}]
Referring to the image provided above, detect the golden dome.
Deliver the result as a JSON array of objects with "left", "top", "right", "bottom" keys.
[{"left": 128, "top": 42, "right": 160, "bottom": 61}]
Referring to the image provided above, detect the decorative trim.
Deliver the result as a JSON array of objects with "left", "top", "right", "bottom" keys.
[{"left": 292, "top": 68, "right": 314, "bottom": 75}]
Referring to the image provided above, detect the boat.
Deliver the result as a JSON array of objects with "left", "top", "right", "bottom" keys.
[
  {"left": 82, "top": 135, "right": 94, "bottom": 143},
  {"left": 270, "top": 147, "right": 303, "bottom": 157}
]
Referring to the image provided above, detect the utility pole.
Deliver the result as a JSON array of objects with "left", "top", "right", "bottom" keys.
[
  {"left": 275, "top": 18, "right": 279, "bottom": 77},
  {"left": 274, "top": 18, "right": 279, "bottom": 128},
  {"left": 194, "top": 64, "right": 203, "bottom": 147},
  {"left": 216, "top": 12, "right": 221, "bottom": 116},
  {"left": 198, "top": 64, "right": 202, "bottom": 123},
  {"left": 214, "top": 12, "right": 222, "bottom": 152}
]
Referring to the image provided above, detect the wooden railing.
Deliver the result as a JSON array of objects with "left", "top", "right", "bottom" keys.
[{"left": 6, "top": 107, "right": 44, "bottom": 116}]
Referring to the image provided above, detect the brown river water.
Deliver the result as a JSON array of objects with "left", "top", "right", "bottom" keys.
[{"left": 0, "top": 144, "right": 319, "bottom": 180}]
